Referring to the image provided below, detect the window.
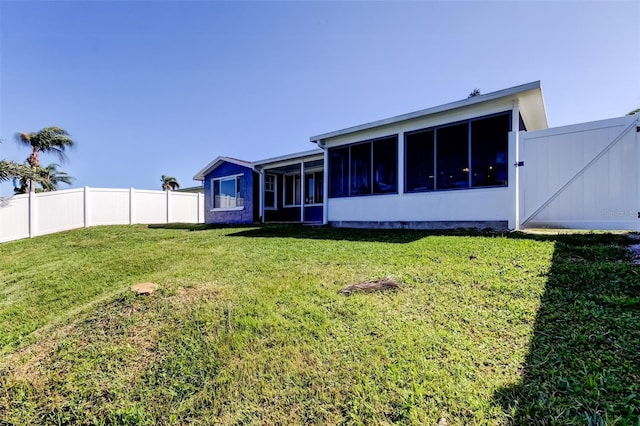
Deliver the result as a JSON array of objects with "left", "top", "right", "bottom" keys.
[
  {"left": 373, "top": 137, "right": 397, "bottom": 194},
  {"left": 471, "top": 114, "right": 509, "bottom": 187},
  {"left": 350, "top": 143, "right": 371, "bottom": 195},
  {"left": 329, "top": 135, "right": 398, "bottom": 198},
  {"left": 212, "top": 175, "right": 244, "bottom": 209},
  {"left": 264, "top": 174, "right": 276, "bottom": 209},
  {"left": 329, "top": 147, "right": 349, "bottom": 197},
  {"left": 304, "top": 171, "right": 324, "bottom": 204},
  {"left": 437, "top": 122, "right": 469, "bottom": 190},
  {"left": 405, "top": 112, "right": 511, "bottom": 192},
  {"left": 284, "top": 174, "right": 301, "bottom": 206},
  {"left": 405, "top": 129, "right": 434, "bottom": 192}
]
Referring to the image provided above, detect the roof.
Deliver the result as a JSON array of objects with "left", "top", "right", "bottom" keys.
[
  {"left": 253, "top": 149, "right": 324, "bottom": 168},
  {"left": 193, "top": 156, "right": 253, "bottom": 181},
  {"left": 310, "top": 81, "right": 548, "bottom": 143}
]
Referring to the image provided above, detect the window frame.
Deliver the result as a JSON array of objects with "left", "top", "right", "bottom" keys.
[
  {"left": 211, "top": 173, "right": 245, "bottom": 211},
  {"left": 328, "top": 134, "right": 399, "bottom": 198},
  {"left": 264, "top": 173, "right": 277, "bottom": 210},
  {"left": 304, "top": 169, "right": 324, "bottom": 206},
  {"left": 404, "top": 111, "right": 512, "bottom": 193},
  {"left": 283, "top": 173, "right": 302, "bottom": 208}
]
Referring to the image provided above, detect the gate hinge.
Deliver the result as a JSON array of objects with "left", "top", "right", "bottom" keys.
[
  {"left": 636, "top": 126, "right": 640, "bottom": 133},
  {"left": 514, "top": 161, "right": 524, "bottom": 167}
]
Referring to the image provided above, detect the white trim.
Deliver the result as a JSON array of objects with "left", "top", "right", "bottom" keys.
[
  {"left": 264, "top": 173, "right": 277, "bottom": 210},
  {"left": 194, "top": 156, "right": 253, "bottom": 181},
  {"left": 210, "top": 207, "right": 244, "bottom": 212},
  {"left": 311, "top": 81, "right": 546, "bottom": 142}
]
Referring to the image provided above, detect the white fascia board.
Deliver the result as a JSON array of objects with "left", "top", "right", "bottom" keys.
[
  {"left": 193, "top": 156, "right": 254, "bottom": 181},
  {"left": 310, "top": 81, "right": 544, "bottom": 142}
]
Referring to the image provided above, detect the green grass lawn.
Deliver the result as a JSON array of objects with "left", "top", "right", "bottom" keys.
[{"left": 0, "top": 224, "right": 638, "bottom": 425}]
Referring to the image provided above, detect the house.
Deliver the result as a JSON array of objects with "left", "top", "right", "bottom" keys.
[{"left": 195, "top": 81, "right": 640, "bottom": 231}]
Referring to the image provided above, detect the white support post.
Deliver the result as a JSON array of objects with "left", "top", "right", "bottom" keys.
[
  {"left": 29, "top": 191, "right": 36, "bottom": 238},
  {"left": 84, "top": 186, "right": 90, "bottom": 228},
  {"left": 259, "top": 169, "right": 265, "bottom": 223},
  {"left": 300, "top": 161, "right": 305, "bottom": 223},
  {"left": 397, "top": 132, "right": 405, "bottom": 195},
  {"left": 510, "top": 102, "right": 521, "bottom": 230},
  {"left": 129, "top": 188, "right": 135, "bottom": 224},
  {"left": 322, "top": 145, "right": 329, "bottom": 225}
]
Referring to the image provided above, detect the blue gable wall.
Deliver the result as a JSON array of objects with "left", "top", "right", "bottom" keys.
[{"left": 203, "top": 161, "right": 256, "bottom": 224}]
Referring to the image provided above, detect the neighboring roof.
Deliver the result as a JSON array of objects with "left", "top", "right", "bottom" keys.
[
  {"left": 176, "top": 185, "right": 204, "bottom": 193},
  {"left": 193, "top": 156, "right": 253, "bottom": 181},
  {"left": 310, "top": 81, "right": 548, "bottom": 143},
  {"left": 253, "top": 149, "right": 324, "bottom": 168}
]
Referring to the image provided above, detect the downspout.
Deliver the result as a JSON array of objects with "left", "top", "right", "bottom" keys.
[
  {"left": 258, "top": 167, "right": 265, "bottom": 224},
  {"left": 300, "top": 160, "right": 305, "bottom": 223}
]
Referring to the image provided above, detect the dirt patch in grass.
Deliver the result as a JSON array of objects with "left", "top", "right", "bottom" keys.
[{"left": 339, "top": 277, "right": 403, "bottom": 295}]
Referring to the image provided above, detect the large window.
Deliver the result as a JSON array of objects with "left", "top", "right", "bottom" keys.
[
  {"left": 284, "top": 174, "right": 301, "bottom": 206},
  {"left": 305, "top": 171, "right": 324, "bottom": 204},
  {"left": 264, "top": 174, "right": 276, "bottom": 209},
  {"left": 212, "top": 175, "right": 244, "bottom": 209},
  {"left": 283, "top": 171, "right": 324, "bottom": 206},
  {"left": 471, "top": 113, "right": 509, "bottom": 187},
  {"left": 329, "top": 135, "right": 398, "bottom": 198},
  {"left": 405, "top": 112, "right": 511, "bottom": 192},
  {"left": 405, "top": 129, "right": 434, "bottom": 191}
]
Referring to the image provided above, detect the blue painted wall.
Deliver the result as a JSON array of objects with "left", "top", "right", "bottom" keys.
[{"left": 203, "top": 161, "right": 257, "bottom": 224}]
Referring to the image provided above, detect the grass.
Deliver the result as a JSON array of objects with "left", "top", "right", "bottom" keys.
[{"left": 0, "top": 224, "right": 638, "bottom": 425}]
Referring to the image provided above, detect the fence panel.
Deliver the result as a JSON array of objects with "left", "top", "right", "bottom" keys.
[
  {"left": 0, "top": 194, "right": 30, "bottom": 243},
  {"left": 170, "top": 192, "right": 200, "bottom": 223},
  {"left": 90, "top": 188, "right": 131, "bottom": 225},
  {"left": 0, "top": 187, "right": 204, "bottom": 243},
  {"left": 134, "top": 190, "right": 168, "bottom": 224},
  {"left": 36, "top": 189, "right": 85, "bottom": 236},
  {"left": 520, "top": 115, "right": 639, "bottom": 230}
]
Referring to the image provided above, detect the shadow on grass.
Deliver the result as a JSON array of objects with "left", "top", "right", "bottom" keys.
[
  {"left": 495, "top": 236, "right": 640, "bottom": 424},
  {"left": 225, "top": 223, "right": 506, "bottom": 244}
]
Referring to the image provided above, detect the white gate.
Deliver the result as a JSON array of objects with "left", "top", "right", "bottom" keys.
[{"left": 519, "top": 115, "right": 639, "bottom": 230}]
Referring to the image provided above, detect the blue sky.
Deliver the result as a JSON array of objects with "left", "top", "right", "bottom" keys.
[{"left": 1, "top": 0, "right": 638, "bottom": 194}]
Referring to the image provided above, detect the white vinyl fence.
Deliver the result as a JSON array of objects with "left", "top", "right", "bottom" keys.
[
  {"left": 0, "top": 187, "right": 204, "bottom": 243},
  {"left": 519, "top": 115, "right": 640, "bottom": 230}
]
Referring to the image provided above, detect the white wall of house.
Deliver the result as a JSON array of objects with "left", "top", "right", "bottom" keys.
[
  {"left": 519, "top": 115, "right": 639, "bottom": 230},
  {"left": 0, "top": 187, "right": 205, "bottom": 243},
  {"left": 327, "top": 187, "right": 510, "bottom": 223},
  {"left": 323, "top": 99, "right": 522, "bottom": 228}
]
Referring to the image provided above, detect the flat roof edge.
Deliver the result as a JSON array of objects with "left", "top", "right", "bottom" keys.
[{"left": 309, "top": 81, "right": 542, "bottom": 142}]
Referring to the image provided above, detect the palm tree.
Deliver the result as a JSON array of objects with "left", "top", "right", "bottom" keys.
[
  {"left": 37, "top": 163, "right": 75, "bottom": 192},
  {"left": 0, "top": 160, "right": 33, "bottom": 183},
  {"left": 1, "top": 139, "right": 35, "bottom": 184},
  {"left": 161, "top": 175, "right": 180, "bottom": 191},
  {"left": 15, "top": 126, "right": 76, "bottom": 191},
  {"left": 13, "top": 163, "right": 74, "bottom": 194}
]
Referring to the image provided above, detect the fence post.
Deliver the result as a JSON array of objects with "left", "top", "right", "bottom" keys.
[
  {"left": 166, "top": 190, "right": 171, "bottom": 224},
  {"left": 84, "top": 186, "right": 90, "bottom": 228},
  {"left": 29, "top": 191, "right": 36, "bottom": 238},
  {"left": 129, "top": 188, "right": 135, "bottom": 224}
]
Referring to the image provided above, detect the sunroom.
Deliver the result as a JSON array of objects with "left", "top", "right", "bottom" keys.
[
  {"left": 253, "top": 149, "right": 324, "bottom": 223},
  {"left": 310, "top": 81, "right": 548, "bottom": 229}
]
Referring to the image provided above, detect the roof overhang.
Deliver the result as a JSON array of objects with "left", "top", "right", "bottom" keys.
[
  {"left": 310, "top": 81, "right": 548, "bottom": 143},
  {"left": 253, "top": 148, "right": 324, "bottom": 170},
  {"left": 193, "top": 156, "right": 254, "bottom": 181}
]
